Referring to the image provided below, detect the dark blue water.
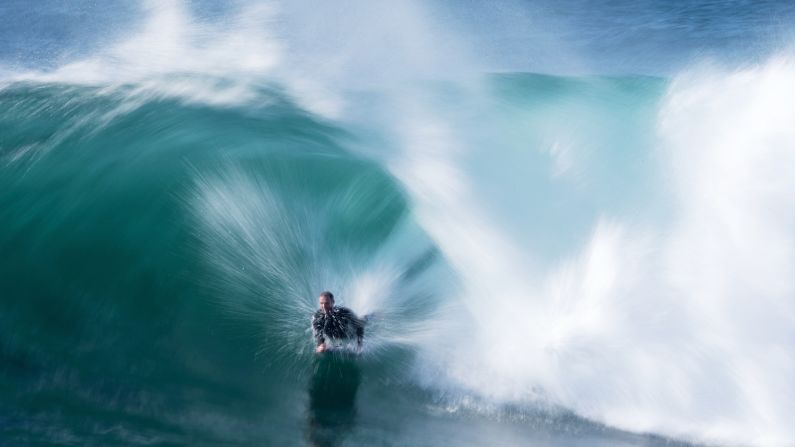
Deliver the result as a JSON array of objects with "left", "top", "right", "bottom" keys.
[{"left": 3, "top": 0, "right": 794, "bottom": 73}]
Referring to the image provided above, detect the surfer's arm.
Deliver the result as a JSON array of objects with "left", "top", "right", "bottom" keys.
[
  {"left": 352, "top": 314, "right": 364, "bottom": 347},
  {"left": 337, "top": 308, "right": 364, "bottom": 347},
  {"left": 311, "top": 314, "right": 325, "bottom": 346},
  {"left": 356, "top": 322, "right": 363, "bottom": 346}
]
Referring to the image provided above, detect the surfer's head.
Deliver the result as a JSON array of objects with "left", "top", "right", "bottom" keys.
[{"left": 318, "top": 291, "right": 334, "bottom": 313}]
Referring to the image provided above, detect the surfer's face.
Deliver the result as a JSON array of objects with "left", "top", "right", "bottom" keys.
[{"left": 319, "top": 296, "right": 333, "bottom": 313}]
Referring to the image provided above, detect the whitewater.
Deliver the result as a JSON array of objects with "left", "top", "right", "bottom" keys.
[{"left": 2, "top": 1, "right": 795, "bottom": 446}]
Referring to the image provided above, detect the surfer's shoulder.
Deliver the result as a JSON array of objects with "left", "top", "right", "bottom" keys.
[{"left": 335, "top": 306, "right": 353, "bottom": 315}]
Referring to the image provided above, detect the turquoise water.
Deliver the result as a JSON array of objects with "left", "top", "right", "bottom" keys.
[
  {"left": 3, "top": 1, "right": 795, "bottom": 446},
  {"left": 0, "top": 74, "right": 682, "bottom": 446}
]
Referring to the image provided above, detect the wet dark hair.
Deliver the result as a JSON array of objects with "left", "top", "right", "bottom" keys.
[{"left": 319, "top": 291, "right": 334, "bottom": 302}]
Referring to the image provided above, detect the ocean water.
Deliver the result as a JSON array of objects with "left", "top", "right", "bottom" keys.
[{"left": 2, "top": 1, "right": 795, "bottom": 446}]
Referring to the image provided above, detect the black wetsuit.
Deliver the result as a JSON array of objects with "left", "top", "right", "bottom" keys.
[{"left": 312, "top": 307, "right": 364, "bottom": 347}]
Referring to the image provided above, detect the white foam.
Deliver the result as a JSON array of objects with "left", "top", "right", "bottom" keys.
[
  {"left": 4, "top": 0, "right": 282, "bottom": 108},
  {"left": 2, "top": 0, "right": 478, "bottom": 119},
  {"left": 395, "top": 55, "right": 795, "bottom": 445}
]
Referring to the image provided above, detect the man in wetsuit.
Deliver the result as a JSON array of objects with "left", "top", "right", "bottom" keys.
[{"left": 312, "top": 291, "right": 364, "bottom": 353}]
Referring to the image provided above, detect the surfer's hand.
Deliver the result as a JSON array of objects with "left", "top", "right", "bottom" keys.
[{"left": 315, "top": 343, "right": 326, "bottom": 353}]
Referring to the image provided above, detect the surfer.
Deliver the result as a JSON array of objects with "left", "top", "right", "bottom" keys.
[{"left": 312, "top": 291, "right": 364, "bottom": 353}]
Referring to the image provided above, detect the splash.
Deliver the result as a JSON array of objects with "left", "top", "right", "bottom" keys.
[{"left": 398, "top": 57, "right": 795, "bottom": 445}]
